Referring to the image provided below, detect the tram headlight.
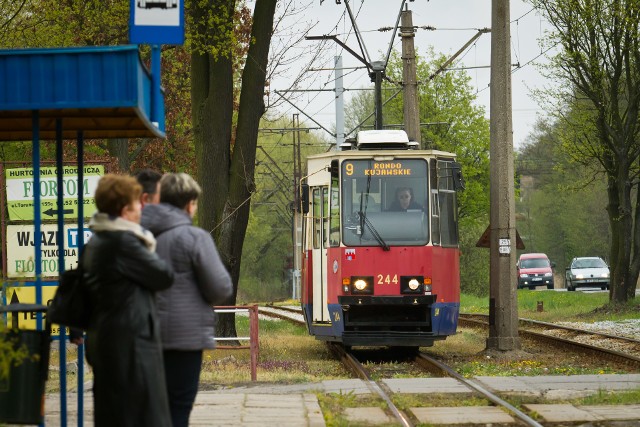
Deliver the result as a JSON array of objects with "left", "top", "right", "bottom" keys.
[
  {"left": 350, "top": 276, "right": 373, "bottom": 294},
  {"left": 354, "top": 279, "right": 367, "bottom": 291},
  {"left": 401, "top": 276, "right": 424, "bottom": 294}
]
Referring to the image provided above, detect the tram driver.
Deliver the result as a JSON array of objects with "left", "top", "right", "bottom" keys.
[{"left": 389, "top": 186, "right": 422, "bottom": 211}]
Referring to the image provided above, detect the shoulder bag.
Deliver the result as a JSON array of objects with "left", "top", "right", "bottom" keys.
[{"left": 47, "top": 256, "right": 90, "bottom": 330}]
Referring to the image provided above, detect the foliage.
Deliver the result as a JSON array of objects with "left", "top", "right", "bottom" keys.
[
  {"left": 345, "top": 49, "right": 491, "bottom": 295},
  {"left": 459, "top": 221, "right": 491, "bottom": 296},
  {"left": 530, "top": 0, "right": 640, "bottom": 303},
  {"left": 0, "top": 327, "right": 29, "bottom": 385},
  {"left": 238, "top": 118, "right": 328, "bottom": 302},
  {"left": 456, "top": 358, "right": 623, "bottom": 377},
  {"left": 516, "top": 119, "right": 611, "bottom": 270}
]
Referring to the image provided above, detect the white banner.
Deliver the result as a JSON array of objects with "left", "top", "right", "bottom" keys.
[{"left": 6, "top": 224, "right": 92, "bottom": 278}]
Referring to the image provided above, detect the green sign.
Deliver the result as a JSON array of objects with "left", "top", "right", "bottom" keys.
[{"left": 5, "top": 165, "right": 104, "bottom": 221}]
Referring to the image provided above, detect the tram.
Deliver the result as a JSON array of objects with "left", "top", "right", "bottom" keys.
[{"left": 297, "top": 129, "right": 464, "bottom": 348}]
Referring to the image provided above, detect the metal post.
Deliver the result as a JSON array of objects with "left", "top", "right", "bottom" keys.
[
  {"left": 56, "top": 118, "right": 68, "bottom": 427},
  {"left": 335, "top": 56, "right": 345, "bottom": 147},
  {"left": 373, "top": 65, "right": 384, "bottom": 130},
  {"left": 487, "top": 0, "right": 521, "bottom": 351},
  {"left": 249, "top": 305, "right": 259, "bottom": 381},
  {"left": 151, "top": 45, "right": 162, "bottom": 128},
  {"left": 32, "top": 112, "right": 42, "bottom": 321},
  {"left": 401, "top": 6, "right": 421, "bottom": 143},
  {"left": 76, "top": 130, "right": 85, "bottom": 427}
]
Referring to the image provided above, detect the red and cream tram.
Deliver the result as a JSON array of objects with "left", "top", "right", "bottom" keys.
[{"left": 298, "top": 130, "right": 464, "bottom": 348}]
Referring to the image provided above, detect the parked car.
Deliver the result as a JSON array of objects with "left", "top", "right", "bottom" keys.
[
  {"left": 565, "top": 257, "right": 610, "bottom": 291},
  {"left": 516, "top": 253, "right": 555, "bottom": 290}
]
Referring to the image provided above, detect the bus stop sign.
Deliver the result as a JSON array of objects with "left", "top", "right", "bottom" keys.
[{"left": 129, "top": 0, "right": 185, "bottom": 45}]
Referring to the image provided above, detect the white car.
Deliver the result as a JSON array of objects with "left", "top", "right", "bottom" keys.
[{"left": 565, "top": 257, "right": 610, "bottom": 291}]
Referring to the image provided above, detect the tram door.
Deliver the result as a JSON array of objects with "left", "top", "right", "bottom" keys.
[{"left": 311, "top": 186, "right": 330, "bottom": 322}]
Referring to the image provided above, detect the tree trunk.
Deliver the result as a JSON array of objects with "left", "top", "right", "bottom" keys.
[
  {"left": 190, "top": 0, "right": 236, "bottom": 337},
  {"left": 190, "top": 0, "right": 277, "bottom": 339},
  {"left": 107, "top": 138, "right": 130, "bottom": 172},
  {"left": 216, "top": 0, "right": 278, "bottom": 337}
]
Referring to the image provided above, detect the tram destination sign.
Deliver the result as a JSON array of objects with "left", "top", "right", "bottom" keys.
[{"left": 5, "top": 165, "right": 103, "bottom": 221}]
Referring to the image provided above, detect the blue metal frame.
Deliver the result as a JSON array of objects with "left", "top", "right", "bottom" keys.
[{"left": 0, "top": 43, "right": 165, "bottom": 427}]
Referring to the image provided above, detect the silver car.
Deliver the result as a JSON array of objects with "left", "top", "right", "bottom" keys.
[{"left": 565, "top": 257, "right": 610, "bottom": 291}]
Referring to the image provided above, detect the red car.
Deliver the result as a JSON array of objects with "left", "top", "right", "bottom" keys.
[{"left": 517, "top": 253, "right": 555, "bottom": 290}]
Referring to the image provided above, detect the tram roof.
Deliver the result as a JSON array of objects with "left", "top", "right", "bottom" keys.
[
  {"left": 307, "top": 148, "right": 457, "bottom": 161},
  {"left": 0, "top": 45, "right": 164, "bottom": 141}
]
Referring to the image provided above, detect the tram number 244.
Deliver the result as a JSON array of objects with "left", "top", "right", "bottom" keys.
[{"left": 377, "top": 274, "right": 398, "bottom": 285}]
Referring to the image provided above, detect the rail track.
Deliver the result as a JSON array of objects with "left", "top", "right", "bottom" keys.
[
  {"left": 257, "top": 305, "right": 638, "bottom": 425},
  {"left": 258, "top": 307, "right": 640, "bottom": 369},
  {"left": 257, "top": 305, "right": 306, "bottom": 326},
  {"left": 459, "top": 313, "right": 640, "bottom": 370},
  {"left": 328, "top": 343, "right": 545, "bottom": 427},
  {"left": 327, "top": 343, "right": 414, "bottom": 427}
]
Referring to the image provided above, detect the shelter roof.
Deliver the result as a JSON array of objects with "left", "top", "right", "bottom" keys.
[{"left": 0, "top": 45, "right": 164, "bottom": 141}]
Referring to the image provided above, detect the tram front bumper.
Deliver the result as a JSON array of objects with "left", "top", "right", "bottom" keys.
[{"left": 337, "top": 295, "right": 444, "bottom": 347}]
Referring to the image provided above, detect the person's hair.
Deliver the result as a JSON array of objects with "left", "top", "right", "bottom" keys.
[
  {"left": 396, "top": 186, "right": 414, "bottom": 199},
  {"left": 95, "top": 174, "right": 142, "bottom": 216},
  {"left": 134, "top": 169, "right": 162, "bottom": 195},
  {"left": 160, "top": 173, "right": 202, "bottom": 209}
]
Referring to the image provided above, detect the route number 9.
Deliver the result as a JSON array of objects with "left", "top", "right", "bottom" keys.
[{"left": 345, "top": 163, "right": 353, "bottom": 176}]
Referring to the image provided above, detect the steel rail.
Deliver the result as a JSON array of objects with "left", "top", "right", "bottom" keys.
[
  {"left": 458, "top": 314, "right": 640, "bottom": 369},
  {"left": 257, "top": 306, "right": 306, "bottom": 327},
  {"left": 460, "top": 313, "right": 640, "bottom": 345},
  {"left": 264, "top": 305, "right": 304, "bottom": 315},
  {"left": 417, "top": 353, "right": 544, "bottom": 427},
  {"left": 327, "top": 343, "right": 414, "bottom": 427}
]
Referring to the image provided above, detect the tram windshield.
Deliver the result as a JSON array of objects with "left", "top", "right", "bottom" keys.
[{"left": 341, "top": 159, "right": 429, "bottom": 246}]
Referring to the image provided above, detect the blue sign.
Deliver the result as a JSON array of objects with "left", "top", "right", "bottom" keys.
[{"left": 129, "top": 0, "right": 185, "bottom": 45}]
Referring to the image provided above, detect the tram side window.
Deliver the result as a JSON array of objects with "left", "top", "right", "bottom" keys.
[
  {"left": 430, "top": 159, "right": 440, "bottom": 245},
  {"left": 438, "top": 160, "right": 459, "bottom": 247},
  {"left": 323, "top": 187, "right": 330, "bottom": 248},
  {"left": 431, "top": 190, "right": 440, "bottom": 245},
  {"left": 329, "top": 178, "right": 340, "bottom": 247},
  {"left": 313, "top": 188, "right": 321, "bottom": 249}
]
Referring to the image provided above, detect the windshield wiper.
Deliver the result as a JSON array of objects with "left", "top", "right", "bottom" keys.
[{"left": 357, "top": 211, "right": 390, "bottom": 251}]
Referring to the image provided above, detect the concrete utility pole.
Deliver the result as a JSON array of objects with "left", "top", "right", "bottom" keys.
[
  {"left": 400, "top": 6, "right": 421, "bottom": 144},
  {"left": 488, "top": 0, "right": 521, "bottom": 351}
]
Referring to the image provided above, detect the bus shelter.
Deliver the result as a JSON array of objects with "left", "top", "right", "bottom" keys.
[{"left": 0, "top": 44, "right": 165, "bottom": 426}]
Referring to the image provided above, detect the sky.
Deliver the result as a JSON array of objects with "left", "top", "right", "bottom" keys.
[{"left": 268, "top": 0, "right": 555, "bottom": 150}]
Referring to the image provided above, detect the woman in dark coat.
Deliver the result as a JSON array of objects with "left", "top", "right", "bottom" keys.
[{"left": 83, "top": 174, "right": 174, "bottom": 427}]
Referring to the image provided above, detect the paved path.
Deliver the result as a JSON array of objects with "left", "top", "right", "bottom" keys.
[{"left": 41, "top": 374, "right": 640, "bottom": 426}]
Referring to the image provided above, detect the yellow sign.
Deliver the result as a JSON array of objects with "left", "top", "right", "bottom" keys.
[{"left": 4, "top": 283, "right": 68, "bottom": 336}]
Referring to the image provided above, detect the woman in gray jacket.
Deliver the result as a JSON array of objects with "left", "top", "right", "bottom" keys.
[{"left": 141, "top": 173, "right": 233, "bottom": 427}]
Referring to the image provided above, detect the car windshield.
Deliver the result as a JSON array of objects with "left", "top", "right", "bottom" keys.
[
  {"left": 572, "top": 258, "right": 607, "bottom": 269},
  {"left": 520, "top": 258, "right": 550, "bottom": 269}
]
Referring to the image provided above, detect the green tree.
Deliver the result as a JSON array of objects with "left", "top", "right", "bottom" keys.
[
  {"left": 516, "top": 118, "right": 611, "bottom": 279},
  {"left": 189, "top": 0, "right": 278, "bottom": 336},
  {"left": 531, "top": 0, "right": 640, "bottom": 302},
  {"left": 344, "top": 49, "right": 491, "bottom": 295},
  {"left": 239, "top": 119, "right": 327, "bottom": 301}
]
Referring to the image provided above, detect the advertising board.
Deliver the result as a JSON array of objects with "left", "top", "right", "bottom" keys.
[{"left": 5, "top": 165, "right": 103, "bottom": 221}]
